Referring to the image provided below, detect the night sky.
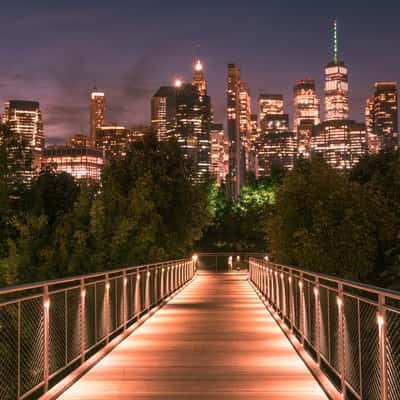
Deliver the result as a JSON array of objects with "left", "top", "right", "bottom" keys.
[{"left": 1, "top": 0, "right": 399, "bottom": 143}]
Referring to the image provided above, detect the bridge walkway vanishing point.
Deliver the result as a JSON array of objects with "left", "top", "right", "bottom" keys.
[{"left": 58, "top": 273, "right": 327, "bottom": 399}]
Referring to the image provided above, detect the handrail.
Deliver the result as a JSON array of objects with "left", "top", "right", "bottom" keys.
[
  {"left": 249, "top": 257, "right": 400, "bottom": 400},
  {"left": 0, "top": 258, "right": 196, "bottom": 399}
]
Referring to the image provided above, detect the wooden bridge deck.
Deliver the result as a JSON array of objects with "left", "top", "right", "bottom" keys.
[{"left": 58, "top": 273, "right": 327, "bottom": 399}]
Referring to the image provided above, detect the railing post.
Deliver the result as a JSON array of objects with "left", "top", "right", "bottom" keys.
[
  {"left": 314, "top": 277, "right": 321, "bottom": 366},
  {"left": 123, "top": 271, "right": 127, "bottom": 329},
  {"left": 299, "top": 272, "right": 305, "bottom": 346},
  {"left": 289, "top": 271, "right": 294, "bottom": 333},
  {"left": 43, "top": 285, "right": 50, "bottom": 393},
  {"left": 80, "top": 279, "right": 86, "bottom": 364},
  {"left": 337, "top": 283, "right": 346, "bottom": 396},
  {"left": 378, "top": 293, "right": 387, "bottom": 400},
  {"left": 105, "top": 273, "right": 110, "bottom": 343}
]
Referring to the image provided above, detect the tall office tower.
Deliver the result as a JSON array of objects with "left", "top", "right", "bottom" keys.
[
  {"left": 227, "top": 63, "right": 243, "bottom": 198},
  {"left": 95, "top": 125, "right": 128, "bottom": 160},
  {"left": 90, "top": 89, "right": 105, "bottom": 138},
  {"left": 192, "top": 60, "right": 207, "bottom": 96},
  {"left": 210, "top": 123, "right": 226, "bottom": 186},
  {"left": 365, "top": 96, "right": 380, "bottom": 153},
  {"left": 256, "top": 131, "right": 297, "bottom": 177},
  {"left": 294, "top": 80, "right": 320, "bottom": 156},
  {"left": 127, "top": 125, "right": 152, "bottom": 143},
  {"left": 324, "top": 19, "right": 349, "bottom": 121},
  {"left": 373, "top": 82, "right": 398, "bottom": 149},
  {"left": 239, "top": 81, "right": 252, "bottom": 171},
  {"left": 151, "top": 86, "right": 177, "bottom": 141},
  {"left": 3, "top": 100, "right": 44, "bottom": 177},
  {"left": 258, "top": 94, "right": 288, "bottom": 133},
  {"left": 42, "top": 146, "right": 103, "bottom": 182},
  {"left": 248, "top": 114, "right": 259, "bottom": 176},
  {"left": 311, "top": 120, "right": 367, "bottom": 169},
  {"left": 175, "top": 83, "right": 212, "bottom": 181}
]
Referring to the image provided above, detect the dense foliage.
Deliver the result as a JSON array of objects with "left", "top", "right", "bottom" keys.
[
  {"left": 267, "top": 153, "right": 400, "bottom": 288},
  {"left": 0, "top": 132, "right": 213, "bottom": 286}
]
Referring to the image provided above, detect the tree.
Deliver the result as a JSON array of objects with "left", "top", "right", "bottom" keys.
[{"left": 267, "top": 156, "right": 394, "bottom": 282}]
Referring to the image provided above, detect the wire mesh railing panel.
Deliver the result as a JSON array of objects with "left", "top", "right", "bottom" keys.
[
  {"left": 304, "top": 280, "right": 317, "bottom": 347},
  {"left": 66, "top": 288, "right": 81, "bottom": 363},
  {"left": 387, "top": 309, "right": 400, "bottom": 400},
  {"left": 0, "top": 303, "right": 19, "bottom": 399},
  {"left": 359, "top": 300, "right": 381, "bottom": 400},
  {"left": 344, "top": 295, "right": 361, "bottom": 396},
  {"left": 95, "top": 282, "right": 106, "bottom": 342},
  {"left": 319, "top": 285, "right": 330, "bottom": 361},
  {"left": 48, "top": 292, "right": 66, "bottom": 375},
  {"left": 20, "top": 297, "right": 44, "bottom": 396},
  {"left": 84, "top": 284, "right": 96, "bottom": 349},
  {"left": 293, "top": 276, "right": 301, "bottom": 331},
  {"left": 126, "top": 273, "right": 135, "bottom": 320},
  {"left": 328, "top": 289, "right": 340, "bottom": 372}
]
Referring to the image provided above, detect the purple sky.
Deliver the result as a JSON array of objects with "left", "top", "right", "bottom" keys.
[{"left": 0, "top": 0, "right": 399, "bottom": 144}]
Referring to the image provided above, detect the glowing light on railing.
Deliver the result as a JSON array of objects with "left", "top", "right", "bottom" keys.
[
  {"left": 106, "top": 282, "right": 110, "bottom": 290},
  {"left": 192, "top": 254, "right": 198, "bottom": 262},
  {"left": 274, "top": 271, "right": 278, "bottom": 277},
  {"left": 313, "top": 288, "right": 319, "bottom": 296},
  {"left": 162, "top": 268, "right": 165, "bottom": 272},
  {"left": 280, "top": 273, "right": 284, "bottom": 279},
  {"left": 44, "top": 299, "right": 50, "bottom": 309},
  {"left": 123, "top": 277, "right": 128, "bottom": 285},
  {"left": 264, "top": 255, "right": 269, "bottom": 261},
  {"left": 299, "top": 281, "right": 303, "bottom": 289},
  {"left": 167, "top": 267, "right": 170, "bottom": 270},
  {"left": 337, "top": 297, "right": 342, "bottom": 308},
  {"left": 377, "top": 314, "right": 384, "bottom": 327},
  {"left": 81, "top": 289, "right": 86, "bottom": 298},
  {"left": 288, "top": 276, "right": 292, "bottom": 283},
  {"left": 137, "top": 273, "right": 140, "bottom": 280},
  {"left": 147, "top": 271, "right": 150, "bottom": 277}
]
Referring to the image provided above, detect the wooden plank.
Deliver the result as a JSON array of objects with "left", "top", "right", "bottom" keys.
[{"left": 58, "top": 273, "right": 328, "bottom": 399}]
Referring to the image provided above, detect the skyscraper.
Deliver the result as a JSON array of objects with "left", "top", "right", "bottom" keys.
[
  {"left": 294, "top": 80, "right": 320, "bottom": 156},
  {"left": 324, "top": 20, "right": 349, "bottom": 121},
  {"left": 227, "top": 63, "right": 243, "bottom": 197},
  {"left": 312, "top": 120, "right": 367, "bottom": 169},
  {"left": 210, "top": 123, "right": 226, "bottom": 186},
  {"left": 258, "top": 94, "right": 289, "bottom": 133},
  {"left": 365, "top": 96, "right": 379, "bottom": 153},
  {"left": 151, "top": 86, "right": 177, "bottom": 141},
  {"left": 192, "top": 60, "right": 207, "bottom": 96},
  {"left": 95, "top": 125, "right": 128, "bottom": 160},
  {"left": 151, "top": 61, "right": 212, "bottom": 180},
  {"left": 373, "top": 82, "right": 398, "bottom": 149},
  {"left": 239, "top": 81, "right": 252, "bottom": 172},
  {"left": 3, "top": 100, "right": 44, "bottom": 177},
  {"left": 90, "top": 89, "right": 105, "bottom": 138}
]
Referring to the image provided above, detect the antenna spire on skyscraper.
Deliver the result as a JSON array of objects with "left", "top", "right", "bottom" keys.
[{"left": 333, "top": 18, "right": 338, "bottom": 64}]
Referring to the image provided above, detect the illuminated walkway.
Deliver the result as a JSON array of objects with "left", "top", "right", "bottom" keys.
[{"left": 58, "top": 273, "right": 327, "bottom": 399}]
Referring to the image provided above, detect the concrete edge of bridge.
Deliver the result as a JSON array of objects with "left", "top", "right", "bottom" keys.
[
  {"left": 40, "top": 274, "right": 198, "bottom": 400},
  {"left": 247, "top": 277, "right": 344, "bottom": 400}
]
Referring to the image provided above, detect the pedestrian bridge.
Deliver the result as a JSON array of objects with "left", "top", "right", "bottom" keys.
[{"left": 0, "top": 254, "right": 399, "bottom": 399}]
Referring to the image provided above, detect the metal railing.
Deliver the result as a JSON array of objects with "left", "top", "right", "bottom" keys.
[
  {"left": 0, "top": 258, "right": 195, "bottom": 399},
  {"left": 196, "top": 252, "right": 266, "bottom": 272},
  {"left": 249, "top": 257, "right": 400, "bottom": 400}
]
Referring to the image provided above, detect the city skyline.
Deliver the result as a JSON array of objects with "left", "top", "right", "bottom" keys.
[{"left": 0, "top": 1, "right": 399, "bottom": 142}]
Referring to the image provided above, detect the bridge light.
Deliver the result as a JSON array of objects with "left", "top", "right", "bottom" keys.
[
  {"left": 377, "top": 314, "right": 384, "bottom": 327},
  {"left": 280, "top": 273, "right": 284, "bottom": 279},
  {"left": 81, "top": 289, "right": 86, "bottom": 298},
  {"left": 123, "top": 277, "right": 128, "bottom": 285},
  {"left": 264, "top": 255, "right": 269, "bottom": 262},
  {"left": 336, "top": 297, "right": 342, "bottom": 308},
  {"left": 44, "top": 299, "right": 50, "bottom": 309},
  {"left": 313, "top": 288, "right": 319, "bottom": 296},
  {"left": 137, "top": 273, "right": 140, "bottom": 280},
  {"left": 147, "top": 271, "right": 151, "bottom": 277},
  {"left": 288, "top": 276, "right": 292, "bottom": 283},
  {"left": 274, "top": 271, "right": 278, "bottom": 277},
  {"left": 106, "top": 282, "right": 110, "bottom": 290},
  {"left": 299, "top": 281, "right": 303, "bottom": 289},
  {"left": 192, "top": 254, "right": 198, "bottom": 262}
]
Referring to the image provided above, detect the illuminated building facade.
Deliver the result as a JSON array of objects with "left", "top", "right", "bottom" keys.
[
  {"left": 95, "top": 125, "right": 128, "bottom": 160},
  {"left": 256, "top": 131, "right": 296, "bottom": 177},
  {"left": 324, "top": 20, "right": 349, "bottom": 121},
  {"left": 175, "top": 83, "right": 211, "bottom": 180},
  {"left": 151, "top": 86, "right": 177, "bottom": 141},
  {"left": 227, "top": 63, "right": 243, "bottom": 198},
  {"left": 3, "top": 100, "right": 44, "bottom": 178},
  {"left": 372, "top": 82, "right": 398, "bottom": 149},
  {"left": 312, "top": 120, "right": 367, "bottom": 169},
  {"left": 210, "top": 123, "right": 226, "bottom": 186},
  {"left": 365, "top": 96, "right": 380, "bottom": 153},
  {"left": 67, "top": 134, "right": 94, "bottom": 148},
  {"left": 90, "top": 89, "right": 105, "bottom": 138},
  {"left": 294, "top": 80, "right": 320, "bottom": 156},
  {"left": 258, "top": 94, "right": 288, "bottom": 133},
  {"left": 127, "top": 125, "right": 152, "bottom": 143},
  {"left": 42, "top": 146, "right": 103, "bottom": 182},
  {"left": 239, "top": 81, "right": 252, "bottom": 171},
  {"left": 192, "top": 60, "right": 207, "bottom": 96}
]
